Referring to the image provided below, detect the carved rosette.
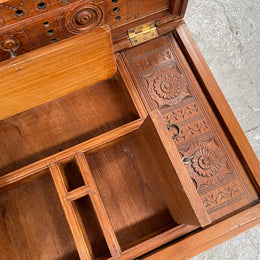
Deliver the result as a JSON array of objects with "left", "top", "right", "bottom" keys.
[
  {"left": 181, "top": 138, "right": 234, "bottom": 189},
  {"left": 144, "top": 67, "right": 191, "bottom": 108},
  {"left": 191, "top": 145, "right": 220, "bottom": 177},
  {"left": 65, "top": 4, "right": 103, "bottom": 34},
  {"left": 0, "top": 37, "right": 21, "bottom": 51},
  {"left": 153, "top": 73, "right": 181, "bottom": 99}
]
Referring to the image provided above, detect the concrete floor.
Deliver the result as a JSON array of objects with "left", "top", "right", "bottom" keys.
[{"left": 185, "top": 0, "right": 260, "bottom": 259}]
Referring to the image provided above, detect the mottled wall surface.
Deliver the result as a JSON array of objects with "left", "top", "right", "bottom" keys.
[{"left": 185, "top": 1, "right": 260, "bottom": 259}]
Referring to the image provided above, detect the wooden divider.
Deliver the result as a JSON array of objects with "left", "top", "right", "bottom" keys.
[
  {"left": 49, "top": 163, "right": 94, "bottom": 260},
  {"left": 66, "top": 186, "right": 91, "bottom": 201},
  {"left": 0, "top": 112, "right": 206, "bottom": 259},
  {"left": 0, "top": 119, "right": 142, "bottom": 190},
  {"left": 75, "top": 152, "right": 122, "bottom": 258},
  {"left": 49, "top": 155, "right": 122, "bottom": 259}
]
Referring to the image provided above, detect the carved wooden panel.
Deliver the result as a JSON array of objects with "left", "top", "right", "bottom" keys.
[
  {"left": 0, "top": 0, "right": 105, "bottom": 60},
  {"left": 105, "top": 0, "right": 169, "bottom": 27},
  {"left": 0, "top": 0, "right": 171, "bottom": 61},
  {"left": 121, "top": 34, "right": 259, "bottom": 221}
]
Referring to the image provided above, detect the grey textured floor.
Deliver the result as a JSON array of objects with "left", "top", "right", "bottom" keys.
[{"left": 185, "top": 0, "right": 260, "bottom": 259}]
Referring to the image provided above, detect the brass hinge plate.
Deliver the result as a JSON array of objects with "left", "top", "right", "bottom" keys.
[{"left": 128, "top": 21, "right": 159, "bottom": 46}]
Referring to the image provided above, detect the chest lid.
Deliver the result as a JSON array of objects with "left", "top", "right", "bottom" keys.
[{"left": 0, "top": 0, "right": 188, "bottom": 60}]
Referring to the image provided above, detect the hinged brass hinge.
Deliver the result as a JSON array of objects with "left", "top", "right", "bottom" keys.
[{"left": 128, "top": 21, "right": 159, "bottom": 46}]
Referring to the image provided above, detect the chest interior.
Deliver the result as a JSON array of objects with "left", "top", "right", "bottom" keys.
[{"left": 0, "top": 1, "right": 259, "bottom": 259}]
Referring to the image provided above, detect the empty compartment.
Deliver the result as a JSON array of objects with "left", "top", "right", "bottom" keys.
[
  {"left": 60, "top": 159, "right": 85, "bottom": 191},
  {"left": 86, "top": 132, "right": 177, "bottom": 250},
  {"left": 0, "top": 170, "right": 79, "bottom": 259},
  {"left": 73, "top": 196, "right": 111, "bottom": 259},
  {"left": 85, "top": 111, "right": 211, "bottom": 250},
  {"left": 0, "top": 73, "right": 139, "bottom": 176}
]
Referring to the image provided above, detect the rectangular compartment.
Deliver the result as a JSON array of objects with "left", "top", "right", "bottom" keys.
[
  {"left": 0, "top": 73, "right": 139, "bottom": 176},
  {"left": 73, "top": 196, "right": 111, "bottom": 259},
  {"left": 85, "top": 111, "right": 210, "bottom": 251},
  {"left": 59, "top": 159, "right": 85, "bottom": 192},
  {"left": 0, "top": 169, "right": 79, "bottom": 259}
]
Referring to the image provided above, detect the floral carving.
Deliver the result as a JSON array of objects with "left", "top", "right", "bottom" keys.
[
  {"left": 135, "top": 48, "right": 173, "bottom": 72},
  {"left": 0, "top": 17, "right": 5, "bottom": 28},
  {"left": 191, "top": 146, "right": 220, "bottom": 177},
  {"left": 153, "top": 73, "right": 181, "bottom": 99},
  {"left": 180, "top": 138, "right": 235, "bottom": 189},
  {"left": 144, "top": 66, "right": 191, "bottom": 108},
  {"left": 202, "top": 181, "right": 244, "bottom": 213},
  {"left": 163, "top": 102, "right": 200, "bottom": 123},
  {"left": 174, "top": 119, "right": 211, "bottom": 144}
]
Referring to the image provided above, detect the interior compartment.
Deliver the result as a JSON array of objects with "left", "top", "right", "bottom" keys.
[
  {"left": 0, "top": 170, "right": 79, "bottom": 260},
  {"left": 60, "top": 159, "right": 85, "bottom": 192},
  {"left": 85, "top": 131, "right": 178, "bottom": 251},
  {"left": 0, "top": 73, "right": 139, "bottom": 176},
  {"left": 73, "top": 196, "right": 111, "bottom": 259}
]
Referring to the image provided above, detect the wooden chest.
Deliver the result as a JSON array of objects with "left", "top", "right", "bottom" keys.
[{"left": 0, "top": 0, "right": 259, "bottom": 259}]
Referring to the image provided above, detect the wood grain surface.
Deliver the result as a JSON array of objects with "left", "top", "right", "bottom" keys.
[
  {"left": 0, "top": 73, "right": 138, "bottom": 176},
  {"left": 142, "top": 204, "right": 260, "bottom": 260},
  {"left": 0, "top": 170, "right": 79, "bottom": 259},
  {"left": 0, "top": 2, "right": 259, "bottom": 259},
  {"left": 121, "top": 33, "right": 259, "bottom": 223},
  {"left": 0, "top": 26, "right": 116, "bottom": 120}
]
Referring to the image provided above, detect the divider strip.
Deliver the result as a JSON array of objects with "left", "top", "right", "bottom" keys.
[{"left": 75, "top": 152, "right": 122, "bottom": 258}]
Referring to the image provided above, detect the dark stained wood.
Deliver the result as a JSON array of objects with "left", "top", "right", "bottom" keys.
[
  {"left": 0, "top": 170, "right": 79, "bottom": 260},
  {"left": 174, "top": 21, "right": 260, "bottom": 192},
  {"left": 142, "top": 110, "right": 211, "bottom": 227},
  {"left": 0, "top": 73, "right": 139, "bottom": 176},
  {"left": 121, "top": 34, "right": 259, "bottom": 223},
  {"left": 170, "top": 0, "right": 189, "bottom": 16},
  {"left": 0, "top": 0, "right": 185, "bottom": 60},
  {"left": 112, "top": 13, "right": 184, "bottom": 53}
]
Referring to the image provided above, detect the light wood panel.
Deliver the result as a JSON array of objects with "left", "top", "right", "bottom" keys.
[
  {"left": 0, "top": 26, "right": 116, "bottom": 120},
  {"left": 0, "top": 119, "right": 143, "bottom": 190},
  {"left": 86, "top": 129, "right": 178, "bottom": 250}
]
